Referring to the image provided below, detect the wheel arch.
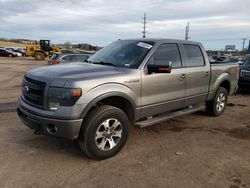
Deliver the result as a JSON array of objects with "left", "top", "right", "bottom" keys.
[
  {"left": 80, "top": 92, "right": 137, "bottom": 122},
  {"left": 219, "top": 80, "right": 231, "bottom": 94},
  {"left": 208, "top": 73, "right": 231, "bottom": 101}
]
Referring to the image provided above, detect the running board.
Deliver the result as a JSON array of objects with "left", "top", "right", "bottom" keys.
[{"left": 135, "top": 105, "right": 205, "bottom": 128}]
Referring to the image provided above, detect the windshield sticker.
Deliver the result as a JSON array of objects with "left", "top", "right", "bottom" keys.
[{"left": 137, "top": 42, "right": 153, "bottom": 49}]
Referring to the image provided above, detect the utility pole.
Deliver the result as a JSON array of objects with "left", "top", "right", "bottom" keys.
[
  {"left": 142, "top": 13, "right": 147, "bottom": 38},
  {"left": 248, "top": 40, "right": 250, "bottom": 54},
  {"left": 242, "top": 38, "right": 247, "bottom": 51},
  {"left": 185, "top": 22, "right": 190, "bottom": 40}
]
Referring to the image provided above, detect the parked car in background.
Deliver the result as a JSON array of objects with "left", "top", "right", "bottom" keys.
[
  {"left": 211, "top": 55, "right": 239, "bottom": 64},
  {"left": 0, "top": 49, "right": 18, "bottom": 57},
  {"left": 15, "top": 47, "right": 26, "bottom": 53},
  {"left": 239, "top": 55, "right": 250, "bottom": 88},
  {"left": 48, "top": 51, "right": 94, "bottom": 65},
  {"left": 238, "top": 54, "right": 250, "bottom": 65},
  {"left": 5, "top": 48, "right": 22, "bottom": 57},
  {"left": 11, "top": 48, "right": 26, "bottom": 56}
]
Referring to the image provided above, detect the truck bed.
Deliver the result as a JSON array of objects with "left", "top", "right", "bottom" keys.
[{"left": 209, "top": 62, "right": 239, "bottom": 96}]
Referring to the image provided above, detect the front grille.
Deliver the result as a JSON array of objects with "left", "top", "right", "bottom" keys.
[
  {"left": 241, "top": 70, "right": 250, "bottom": 78},
  {"left": 22, "top": 76, "right": 46, "bottom": 109}
]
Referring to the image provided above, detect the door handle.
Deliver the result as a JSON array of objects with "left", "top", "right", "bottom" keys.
[
  {"left": 180, "top": 73, "right": 186, "bottom": 80},
  {"left": 204, "top": 71, "right": 209, "bottom": 77}
]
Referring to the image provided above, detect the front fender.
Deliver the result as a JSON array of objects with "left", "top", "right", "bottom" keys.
[{"left": 78, "top": 83, "right": 139, "bottom": 118}]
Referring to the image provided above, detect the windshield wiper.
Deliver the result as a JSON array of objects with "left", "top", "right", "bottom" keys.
[
  {"left": 93, "top": 61, "right": 117, "bottom": 67},
  {"left": 84, "top": 59, "right": 92, "bottom": 63}
]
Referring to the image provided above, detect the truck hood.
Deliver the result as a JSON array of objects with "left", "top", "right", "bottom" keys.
[{"left": 26, "top": 63, "right": 130, "bottom": 86}]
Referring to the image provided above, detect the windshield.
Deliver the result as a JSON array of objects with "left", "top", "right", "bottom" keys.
[
  {"left": 88, "top": 40, "right": 155, "bottom": 68},
  {"left": 244, "top": 58, "right": 250, "bottom": 65}
]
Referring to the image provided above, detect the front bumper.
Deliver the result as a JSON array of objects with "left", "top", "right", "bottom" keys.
[{"left": 17, "top": 105, "right": 83, "bottom": 140}]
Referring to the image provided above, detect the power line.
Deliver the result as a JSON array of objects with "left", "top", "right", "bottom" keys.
[
  {"left": 197, "top": 37, "right": 250, "bottom": 41},
  {"left": 0, "top": 28, "right": 47, "bottom": 39},
  {"left": 0, "top": 28, "right": 82, "bottom": 43},
  {"left": 142, "top": 12, "right": 147, "bottom": 38}
]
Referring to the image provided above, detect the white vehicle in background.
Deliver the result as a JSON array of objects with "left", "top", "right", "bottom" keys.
[
  {"left": 16, "top": 48, "right": 26, "bottom": 53},
  {"left": 5, "top": 47, "right": 23, "bottom": 57}
]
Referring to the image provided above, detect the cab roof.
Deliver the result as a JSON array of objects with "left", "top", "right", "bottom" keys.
[{"left": 119, "top": 38, "right": 202, "bottom": 45}]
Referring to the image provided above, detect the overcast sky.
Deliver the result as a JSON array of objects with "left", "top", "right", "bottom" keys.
[{"left": 0, "top": 0, "right": 250, "bottom": 50}]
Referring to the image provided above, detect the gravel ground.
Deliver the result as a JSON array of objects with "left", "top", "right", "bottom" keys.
[{"left": 0, "top": 57, "right": 249, "bottom": 188}]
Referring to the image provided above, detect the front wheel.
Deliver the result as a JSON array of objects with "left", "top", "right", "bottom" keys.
[
  {"left": 206, "top": 87, "right": 228, "bottom": 116},
  {"left": 34, "top": 52, "right": 45, "bottom": 61},
  {"left": 78, "top": 105, "right": 129, "bottom": 160}
]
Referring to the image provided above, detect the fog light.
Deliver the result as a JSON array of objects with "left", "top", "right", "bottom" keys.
[
  {"left": 47, "top": 124, "right": 57, "bottom": 134},
  {"left": 49, "top": 102, "right": 60, "bottom": 111}
]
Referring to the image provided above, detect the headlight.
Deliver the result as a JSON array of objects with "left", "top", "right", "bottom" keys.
[{"left": 47, "top": 87, "right": 82, "bottom": 111}]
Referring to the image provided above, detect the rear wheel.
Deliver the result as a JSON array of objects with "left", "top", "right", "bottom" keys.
[
  {"left": 78, "top": 105, "right": 129, "bottom": 160},
  {"left": 34, "top": 52, "right": 45, "bottom": 61},
  {"left": 206, "top": 87, "right": 228, "bottom": 116}
]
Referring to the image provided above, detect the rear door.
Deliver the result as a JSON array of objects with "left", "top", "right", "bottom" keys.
[{"left": 181, "top": 44, "right": 210, "bottom": 106}]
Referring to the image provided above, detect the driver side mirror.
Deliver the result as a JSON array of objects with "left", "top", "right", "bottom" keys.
[{"left": 147, "top": 61, "right": 172, "bottom": 74}]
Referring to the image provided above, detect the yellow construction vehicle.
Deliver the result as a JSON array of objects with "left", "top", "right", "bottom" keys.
[{"left": 26, "top": 40, "right": 61, "bottom": 60}]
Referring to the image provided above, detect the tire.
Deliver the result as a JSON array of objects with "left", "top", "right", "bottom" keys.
[
  {"left": 78, "top": 105, "right": 129, "bottom": 160},
  {"left": 206, "top": 87, "right": 228, "bottom": 116},
  {"left": 34, "top": 52, "right": 45, "bottom": 61}
]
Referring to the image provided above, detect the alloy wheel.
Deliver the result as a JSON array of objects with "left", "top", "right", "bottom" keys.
[
  {"left": 95, "top": 118, "right": 123, "bottom": 151},
  {"left": 216, "top": 93, "right": 226, "bottom": 112}
]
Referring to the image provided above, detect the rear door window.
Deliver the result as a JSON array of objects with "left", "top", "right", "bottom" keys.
[
  {"left": 152, "top": 43, "right": 182, "bottom": 68},
  {"left": 183, "top": 44, "right": 205, "bottom": 67}
]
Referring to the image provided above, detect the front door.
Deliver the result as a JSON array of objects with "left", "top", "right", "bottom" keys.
[{"left": 140, "top": 43, "right": 186, "bottom": 118}]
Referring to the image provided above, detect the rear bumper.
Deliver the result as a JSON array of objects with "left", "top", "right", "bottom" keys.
[{"left": 17, "top": 105, "right": 82, "bottom": 140}]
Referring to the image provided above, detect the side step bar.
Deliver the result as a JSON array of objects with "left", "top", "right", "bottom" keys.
[{"left": 135, "top": 105, "right": 205, "bottom": 128}]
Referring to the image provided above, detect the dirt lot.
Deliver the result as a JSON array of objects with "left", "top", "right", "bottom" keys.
[
  {"left": 0, "top": 56, "right": 45, "bottom": 104},
  {"left": 0, "top": 57, "right": 249, "bottom": 188}
]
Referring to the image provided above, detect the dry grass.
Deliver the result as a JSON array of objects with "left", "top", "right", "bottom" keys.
[{"left": 0, "top": 41, "right": 27, "bottom": 48}]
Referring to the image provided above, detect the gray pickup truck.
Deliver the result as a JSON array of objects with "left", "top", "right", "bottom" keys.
[{"left": 17, "top": 39, "right": 239, "bottom": 159}]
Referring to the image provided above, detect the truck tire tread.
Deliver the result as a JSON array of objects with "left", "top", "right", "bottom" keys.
[
  {"left": 78, "top": 105, "right": 129, "bottom": 159},
  {"left": 206, "top": 87, "right": 228, "bottom": 116}
]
